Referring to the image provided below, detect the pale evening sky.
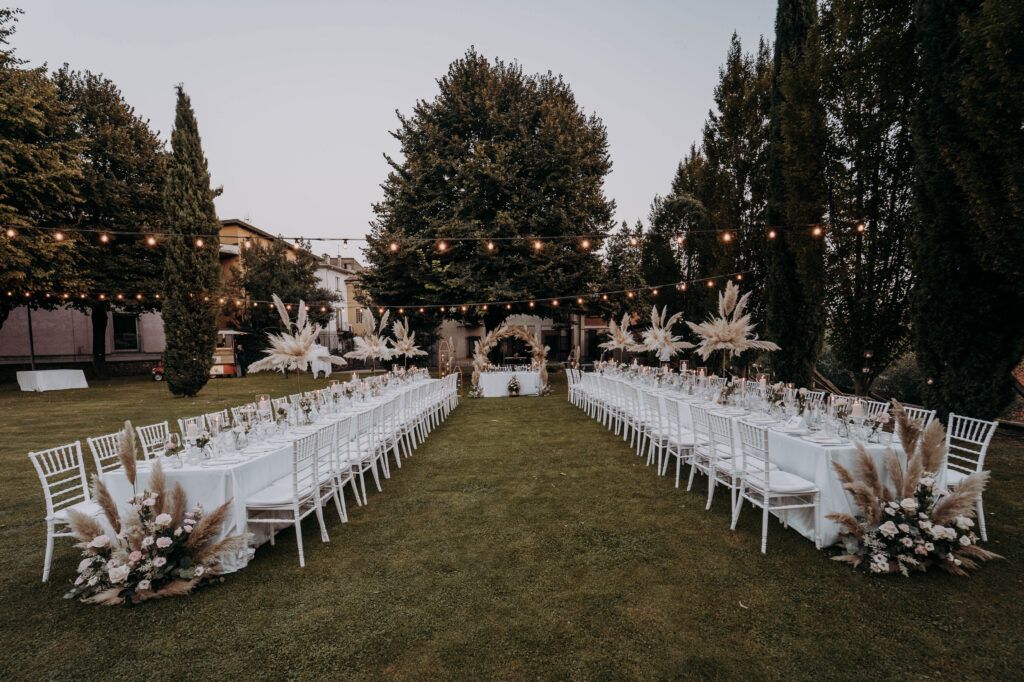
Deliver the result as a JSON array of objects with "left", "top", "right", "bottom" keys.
[{"left": 15, "top": 0, "right": 775, "bottom": 255}]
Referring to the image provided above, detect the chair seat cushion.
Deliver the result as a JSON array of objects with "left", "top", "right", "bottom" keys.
[
  {"left": 52, "top": 500, "right": 103, "bottom": 523},
  {"left": 247, "top": 475, "right": 315, "bottom": 507},
  {"left": 743, "top": 470, "right": 816, "bottom": 493},
  {"left": 945, "top": 468, "right": 969, "bottom": 486}
]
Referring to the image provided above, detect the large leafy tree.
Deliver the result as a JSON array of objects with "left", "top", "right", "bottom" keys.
[
  {"left": 912, "top": 0, "right": 1024, "bottom": 418},
  {"left": 52, "top": 66, "right": 166, "bottom": 376},
  {"left": 602, "top": 220, "right": 646, "bottom": 318},
  {"left": 161, "top": 85, "right": 222, "bottom": 397},
  {"left": 361, "top": 49, "right": 615, "bottom": 343},
  {"left": 227, "top": 238, "right": 336, "bottom": 367},
  {"left": 820, "top": 0, "right": 917, "bottom": 396},
  {"left": 763, "top": 0, "right": 828, "bottom": 386},
  {"left": 0, "top": 9, "right": 83, "bottom": 333}
]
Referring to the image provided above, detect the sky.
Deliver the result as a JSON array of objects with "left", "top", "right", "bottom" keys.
[{"left": 15, "top": 0, "right": 776, "bottom": 255}]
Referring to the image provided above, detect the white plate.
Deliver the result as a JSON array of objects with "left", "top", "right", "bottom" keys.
[{"left": 802, "top": 435, "right": 846, "bottom": 445}]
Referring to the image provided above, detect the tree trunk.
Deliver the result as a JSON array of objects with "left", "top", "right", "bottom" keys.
[
  {"left": 853, "top": 373, "right": 874, "bottom": 397},
  {"left": 91, "top": 302, "right": 110, "bottom": 378}
]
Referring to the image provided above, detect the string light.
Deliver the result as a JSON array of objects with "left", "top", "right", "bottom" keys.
[
  {"left": 707, "top": 280, "right": 715, "bottom": 287},
  {"left": 856, "top": 222, "right": 865, "bottom": 232},
  {"left": 533, "top": 240, "right": 543, "bottom": 251},
  {"left": 398, "top": 307, "right": 404, "bottom": 314},
  {"left": 529, "top": 301, "right": 535, "bottom": 308},
  {"left": 342, "top": 239, "right": 349, "bottom": 249},
  {"left": 136, "top": 294, "right": 143, "bottom": 300},
  {"left": 581, "top": 239, "right": 590, "bottom": 249},
  {"left": 389, "top": 242, "right": 398, "bottom": 252},
  {"left": 146, "top": 236, "right": 157, "bottom": 246},
  {"left": 5, "top": 228, "right": 15, "bottom": 238},
  {"left": 675, "top": 235, "right": 683, "bottom": 244},
  {"left": 506, "top": 304, "right": 512, "bottom": 310},
  {"left": 54, "top": 231, "right": 64, "bottom": 241},
  {"left": 418, "top": 307, "right": 424, "bottom": 313},
  {"left": 100, "top": 234, "right": 110, "bottom": 243},
  {"left": 629, "top": 236, "right": 638, "bottom": 246},
  {"left": 736, "top": 274, "right": 743, "bottom": 281},
  {"left": 577, "top": 297, "right": 584, "bottom": 304},
  {"left": 244, "top": 240, "right": 252, "bottom": 249},
  {"left": 722, "top": 232, "right": 732, "bottom": 242},
  {"left": 482, "top": 304, "right": 488, "bottom": 310},
  {"left": 768, "top": 230, "right": 776, "bottom": 239},
  {"left": 486, "top": 241, "right": 495, "bottom": 251},
  {"left": 812, "top": 226, "right": 823, "bottom": 237},
  {"left": 195, "top": 238, "right": 204, "bottom": 248},
  {"left": 437, "top": 241, "right": 447, "bottom": 252},
  {"left": 602, "top": 294, "right": 608, "bottom": 301},
  {"left": 460, "top": 305, "right": 467, "bottom": 312},
  {"left": 651, "top": 289, "right": 658, "bottom": 296},
  {"left": 627, "top": 291, "right": 634, "bottom": 298},
  {"left": 552, "top": 299, "right": 559, "bottom": 306}
]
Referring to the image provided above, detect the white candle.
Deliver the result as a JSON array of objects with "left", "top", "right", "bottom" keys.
[{"left": 852, "top": 400, "right": 865, "bottom": 419}]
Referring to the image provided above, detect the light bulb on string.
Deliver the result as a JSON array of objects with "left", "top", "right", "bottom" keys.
[
  {"left": 856, "top": 222, "right": 866, "bottom": 232},
  {"left": 195, "top": 238, "right": 204, "bottom": 248},
  {"left": 707, "top": 280, "right": 715, "bottom": 288},
  {"left": 100, "top": 234, "right": 110, "bottom": 243},
  {"left": 736, "top": 274, "right": 743, "bottom": 281},
  {"left": 320, "top": 306, "right": 326, "bottom": 312},
  {"left": 398, "top": 307, "right": 404, "bottom": 314},
  {"left": 389, "top": 241, "right": 398, "bottom": 252},
  {"left": 486, "top": 241, "right": 495, "bottom": 251},
  {"left": 342, "top": 239, "right": 349, "bottom": 249},
  {"left": 529, "top": 301, "right": 535, "bottom": 308},
  {"left": 812, "top": 225, "right": 823, "bottom": 237},
  {"left": 5, "top": 228, "right": 15, "bottom": 238},
  {"left": 651, "top": 289, "right": 658, "bottom": 296},
  {"left": 418, "top": 307, "right": 424, "bottom": 313},
  {"left": 244, "top": 240, "right": 252, "bottom": 249},
  {"left": 136, "top": 294, "right": 143, "bottom": 300},
  {"left": 577, "top": 297, "right": 584, "bottom": 304},
  {"left": 629, "top": 236, "right": 638, "bottom": 246},
  {"left": 627, "top": 291, "right": 634, "bottom": 299},
  {"left": 154, "top": 294, "right": 160, "bottom": 299},
  {"left": 768, "top": 230, "right": 776, "bottom": 239},
  {"left": 552, "top": 299, "right": 559, "bottom": 306},
  {"left": 533, "top": 240, "right": 542, "bottom": 251},
  {"left": 460, "top": 305, "right": 467, "bottom": 312},
  {"left": 146, "top": 236, "right": 157, "bottom": 246},
  {"left": 482, "top": 304, "right": 488, "bottom": 311},
  {"left": 601, "top": 294, "right": 608, "bottom": 301},
  {"left": 54, "top": 231, "right": 64, "bottom": 241},
  {"left": 581, "top": 239, "right": 590, "bottom": 249},
  {"left": 675, "top": 235, "right": 683, "bottom": 244},
  {"left": 722, "top": 232, "right": 732, "bottom": 242},
  {"left": 506, "top": 304, "right": 512, "bottom": 310},
  {"left": 437, "top": 241, "right": 447, "bottom": 252}
]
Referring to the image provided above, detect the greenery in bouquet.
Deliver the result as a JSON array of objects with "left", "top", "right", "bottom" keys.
[
  {"left": 794, "top": 387, "right": 810, "bottom": 412},
  {"left": 717, "top": 381, "right": 737, "bottom": 405},
  {"left": 827, "top": 403, "right": 1000, "bottom": 576},
  {"left": 765, "top": 382, "right": 785, "bottom": 406},
  {"left": 64, "top": 422, "right": 247, "bottom": 605}
]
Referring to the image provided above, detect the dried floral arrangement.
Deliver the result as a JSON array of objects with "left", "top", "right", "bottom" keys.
[
  {"left": 827, "top": 403, "right": 1000, "bottom": 576},
  {"left": 64, "top": 422, "right": 247, "bottom": 605}
]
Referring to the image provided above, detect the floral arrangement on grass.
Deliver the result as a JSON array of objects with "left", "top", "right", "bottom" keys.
[
  {"left": 538, "top": 383, "right": 552, "bottom": 397},
  {"left": 468, "top": 384, "right": 483, "bottom": 398},
  {"left": 507, "top": 375, "right": 521, "bottom": 396},
  {"left": 827, "top": 403, "right": 1000, "bottom": 576},
  {"left": 64, "top": 422, "right": 247, "bottom": 605}
]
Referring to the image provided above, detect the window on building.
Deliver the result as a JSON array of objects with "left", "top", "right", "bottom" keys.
[
  {"left": 356, "top": 308, "right": 363, "bottom": 324},
  {"left": 336, "top": 276, "right": 342, "bottom": 291},
  {"left": 112, "top": 313, "right": 139, "bottom": 351},
  {"left": 466, "top": 336, "right": 480, "bottom": 358}
]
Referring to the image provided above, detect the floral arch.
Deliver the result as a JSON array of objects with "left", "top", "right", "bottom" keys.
[{"left": 471, "top": 324, "right": 549, "bottom": 388}]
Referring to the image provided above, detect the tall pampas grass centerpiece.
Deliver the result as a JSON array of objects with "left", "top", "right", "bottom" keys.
[
  {"left": 687, "top": 281, "right": 779, "bottom": 374},
  {"left": 827, "top": 402, "right": 1001, "bottom": 576}
]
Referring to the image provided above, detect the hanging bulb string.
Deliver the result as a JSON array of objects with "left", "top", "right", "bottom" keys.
[{"left": 5, "top": 269, "right": 752, "bottom": 312}]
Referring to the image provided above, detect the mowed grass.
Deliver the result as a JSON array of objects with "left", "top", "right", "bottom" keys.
[{"left": 1, "top": 372, "right": 1023, "bottom": 680}]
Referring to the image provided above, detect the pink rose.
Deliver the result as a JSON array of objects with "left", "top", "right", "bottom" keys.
[
  {"left": 156, "top": 537, "right": 172, "bottom": 549},
  {"left": 143, "top": 498, "right": 156, "bottom": 507},
  {"left": 74, "top": 575, "right": 85, "bottom": 585},
  {"left": 901, "top": 537, "right": 914, "bottom": 547},
  {"left": 137, "top": 579, "right": 151, "bottom": 591},
  {"left": 898, "top": 524, "right": 910, "bottom": 533},
  {"left": 128, "top": 551, "right": 143, "bottom": 563},
  {"left": 77, "top": 558, "right": 93, "bottom": 572},
  {"left": 153, "top": 557, "right": 167, "bottom": 568}
]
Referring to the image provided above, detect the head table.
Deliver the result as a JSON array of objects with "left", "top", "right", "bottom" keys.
[
  {"left": 102, "top": 378, "right": 436, "bottom": 573},
  {"left": 603, "top": 376, "right": 944, "bottom": 547},
  {"left": 478, "top": 370, "right": 541, "bottom": 397}
]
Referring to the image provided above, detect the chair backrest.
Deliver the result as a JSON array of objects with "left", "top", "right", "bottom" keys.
[
  {"left": 135, "top": 421, "right": 169, "bottom": 460},
  {"left": 178, "top": 415, "right": 205, "bottom": 440},
  {"left": 86, "top": 432, "right": 123, "bottom": 475},
  {"left": 291, "top": 433, "right": 319, "bottom": 497},
  {"left": 334, "top": 415, "right": 354, "bottom": 462},
  {"left": 204, "top": 409, "right": 230, "bottom": 432},
  {"left": 894, "top": 405, "right": 937, "bottom": 445},
  {"left": 860, "top": 399, "right": 890, "bottom": 419},
  {"left": 807, "top": 390, "right": 826, "bottom": 405},
  {"left": 706, "top": 412, "right": 737, "bottom": 459},
  {"left": 231, "top": 403, "right": 257, "bottom": 424},
  {"left": 29, "top": 442, "right": 90, "bottom": 519},
  {"left": 946, "top": 413, "right": 998, "bottom": 476},
  {"left": 642, "top": 391, "right": 663, "bottom": 431},
  {"left": 271, "top": 397, "right": 289, "bottom": 415},
  {"left": 737, "top": 420, "right": 771, "bottom": 480},
  {"left": 315, "top": 422, "right": 335, "bottom": 460},
  {"left": 689, "top": 403, "right": 711, "bottom": 447}
]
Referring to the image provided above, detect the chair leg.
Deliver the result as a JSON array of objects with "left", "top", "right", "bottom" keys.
[
  {"left": 706, "top": 470, "right": 716, "bottom": 510},
  {"left": 333, "top": 482, "right": 347, "bottom": 522},
  {"left": 675, "top": 456, "right": 681, "bottom": 489},
  {"left": 315, "top": 500, "right": 330, "bottom": 543},
  {"left": 731, "top": 486, "right": 744, "bottom": 530},
  {"left": 295, "top": 517, "right": 305, "bottom": 567},
  {"left": 42, "top": 522, "right": 55, "bottom": 582},
  {"left": 370, "top": 459, "right": 383, "bottom": 492},
  {"left": 761, "top": 502, "right": 769, "bottom": 554},
  {"left": 977, "top": 497, "right": 987, "bottom": 542}
]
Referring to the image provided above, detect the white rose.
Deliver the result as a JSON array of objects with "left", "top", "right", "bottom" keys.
[
  {"left": 141, "top": 536, "right": 154, "bottom": 547},
  {"left": 924, "top": 542, "right": 934, "bottom": 552},
  {"left": 154, "top": 513, "right": 172, "bottom": 527},
  {"left": 174, "top": 527, "right": 183, "bottom": 536},
  {"left": 108, "top": 564, "right": 130, "bottom": 583},
  {"left": 156, "top": 537, "right": 172, "bottom": 549},
  {"left": 920, "top": 477, "right": 935, "bottom": 488},
  {"left": 143, "top": 498, "right": 156, "bottom": 507},
  {"left": 153, "top": 557, "right": 167, "bottom": 568},
  {"left": 88, "top": 534, "right": 110, "bottom": 549},
  {"left": 195, "top": 565, "right": 205, "bottom": 577},
  {"left": 899, "top": 498, "right": 919, "bottom": 513},
  {"left": 878, "top": 521, "right": 898, "bottom": 539},
  {"left": 955, "top": 516, "right": 974, "bottom": 530},
  {"left": 959, "top": 535, "right": 971, "bottom": 547},
  {"left": 137, "top": 579, "right": 151, "bottom": 591},
  {"left": 799, "top": 387, "right": 808, "bottom": 396},
  {"left": 77, "top": 558, "right": 93, "bottom": 572}
]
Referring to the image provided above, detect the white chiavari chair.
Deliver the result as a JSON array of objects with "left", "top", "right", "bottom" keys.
[
  {"left": 732, "top": 421, "right": 820, "bottom": 553},
  {"left": 135, "top": 421, "right": 169, "bottom": 460},
  {"left": 178, "top": 415, "right": 205, "bottom": 443},
  {"left": 245, "top": 433, "right": 329, "bottom": 568},
  {"left": 204, "top": 409, "right": 230, "bottom": 432},
  {"left": 29, "top": 442, "right": 103, "bottom": 581},
  {"left": 86, "top": 432, "right": 123, "bottom": 475},
  {"left": 315, "top": 422, "right": 346, "bottom": 523},
  {"left": 945, "top": 413, "right": 999, "bottom": 541}
]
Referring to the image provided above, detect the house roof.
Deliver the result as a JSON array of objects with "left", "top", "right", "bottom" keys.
[{"left": 219, "top": 218, "right": 280, "bottom": 243}]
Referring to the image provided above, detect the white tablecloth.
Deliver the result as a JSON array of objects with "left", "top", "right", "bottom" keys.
[
  {"left": 479, "top": 371, "right": 541, "bottom": 397},
  {"left": 102, "top": 379, "right": 433, "bottom": 573},
  {"left": 17, "top": 369, "right": 89, "bottom": 392}
]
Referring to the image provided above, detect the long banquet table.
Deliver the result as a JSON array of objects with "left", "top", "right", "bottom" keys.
[
  {"left": 478, "top": 370, "right": 541, "bottom": 397},
  {"left": 611, "top": 378, "right": 934, "bottom": 547},
  {"left": 17, "top": 369, "right": 89, "bottom": 392},
  {"left": 102, "top": 378, "right": 435, "bottom": 573}
]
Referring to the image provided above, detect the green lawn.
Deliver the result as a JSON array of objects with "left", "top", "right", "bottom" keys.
[{"left": 1, "top": 373, "right": 1022, "bottom": 679}]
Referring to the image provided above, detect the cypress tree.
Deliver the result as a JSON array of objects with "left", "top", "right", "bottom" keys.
[
  {"left": 763, "top": 0, "right": 827, "bottom": 386},
  {"left": 911, "top": 0, "right": 1024, "bottom": 419},
  {"left": 161, "top": 86, "right": 221, "bottom": 397}
]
